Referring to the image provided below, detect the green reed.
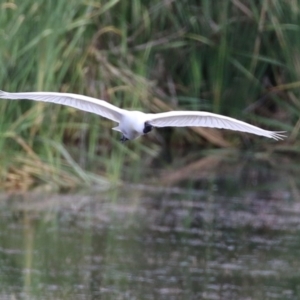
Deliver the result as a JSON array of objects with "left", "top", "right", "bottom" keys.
[{"left": 0, "top": 0, "right": 297, "bottom": 190}]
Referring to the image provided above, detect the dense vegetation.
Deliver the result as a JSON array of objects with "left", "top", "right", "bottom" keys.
[{"left": 0, "top": 0, "right": 298, "bottom": 190}]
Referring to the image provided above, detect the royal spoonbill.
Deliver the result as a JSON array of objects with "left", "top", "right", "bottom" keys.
[{"left": 0, "top": 90, "right": 285, "bottom": 142}]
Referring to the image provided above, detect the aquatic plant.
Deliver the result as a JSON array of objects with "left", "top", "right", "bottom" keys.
[{"left": 0, "top": 0, "right": 297, "bottom": 190}]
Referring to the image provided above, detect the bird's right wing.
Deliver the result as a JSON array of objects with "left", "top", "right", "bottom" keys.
[
  {"left": 147, "top": 111, "right": 286, "bottom": 140},
  {"left": 0, "top": 91, "right": 124, "bottom": 122}
]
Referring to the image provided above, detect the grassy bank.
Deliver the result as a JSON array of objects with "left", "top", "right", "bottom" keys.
[{"left": 0, "top": 0, "right": 298, "bottom": 191}]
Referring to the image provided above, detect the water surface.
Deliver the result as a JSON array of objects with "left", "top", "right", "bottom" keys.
[{"left": 0, "top": 161, "right": 300, "bottom": 299}]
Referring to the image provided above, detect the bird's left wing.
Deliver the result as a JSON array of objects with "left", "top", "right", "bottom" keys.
[
  {"left": 0, "top": 91, "right": 124, "bottom": 122},
  {"left": 147, "top": 111, "right": 286, "bottom": 140}
]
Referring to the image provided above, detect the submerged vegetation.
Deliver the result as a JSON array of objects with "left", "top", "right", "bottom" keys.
[{"left": 0, "top": 0, "right": 299, "bottom": 190}]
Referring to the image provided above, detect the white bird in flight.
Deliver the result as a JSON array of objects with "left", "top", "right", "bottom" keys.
[{"left": 0, "top": 90, "right": 285, "bottom": 142}]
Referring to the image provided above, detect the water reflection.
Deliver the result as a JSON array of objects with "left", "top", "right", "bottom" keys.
[{"left": 0, "top": 163, "right": 300, "bottom": 299}]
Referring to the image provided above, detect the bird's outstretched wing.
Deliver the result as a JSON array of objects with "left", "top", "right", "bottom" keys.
[
  {"left": 147, "top": 111, "right": 286, "bottom": 140},
  {"left": 0, "top": 91, "right": 124, "bottom": 122}
]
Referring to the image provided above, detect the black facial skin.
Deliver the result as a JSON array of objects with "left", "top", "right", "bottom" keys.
[
  {"left": 143, "top": 121, "right": 153, "bottom": 134},
  {"left": 120, "top": 122, "right": 153, "bottom": 143},
  {"left": 120, "top": 135, "right": 129, "bottom": 143}
]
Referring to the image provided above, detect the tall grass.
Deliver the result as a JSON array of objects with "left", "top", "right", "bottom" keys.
[{"left": 0, "top": 0, "right": 298, "bottom": 190}]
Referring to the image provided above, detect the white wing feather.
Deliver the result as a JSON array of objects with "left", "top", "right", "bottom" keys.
[
  {"left": 148, "top": 111, "right": 286, "bottom": 140},
  {"left": 0, "top": 91, "right": 124, "bottom": 122}
]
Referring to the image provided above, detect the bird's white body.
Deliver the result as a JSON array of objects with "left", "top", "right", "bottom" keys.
[
  {"left": 0, "top": 90, "right": 286, "bottom": 141},
  {"left": 114, "top": 110, "right": 149, "bottom": 140}
]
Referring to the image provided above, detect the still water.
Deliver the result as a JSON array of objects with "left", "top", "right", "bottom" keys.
[{"left": 0, "top": 161, "right": 300, "bottom": 299}]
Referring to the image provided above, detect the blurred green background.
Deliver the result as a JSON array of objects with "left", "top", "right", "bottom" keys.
[
  {"left": 0, "top": 0, "right": 298, "bottom": 190},
  {"left": 1, "top": 2, "right": 300, "bottom": 299}
]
